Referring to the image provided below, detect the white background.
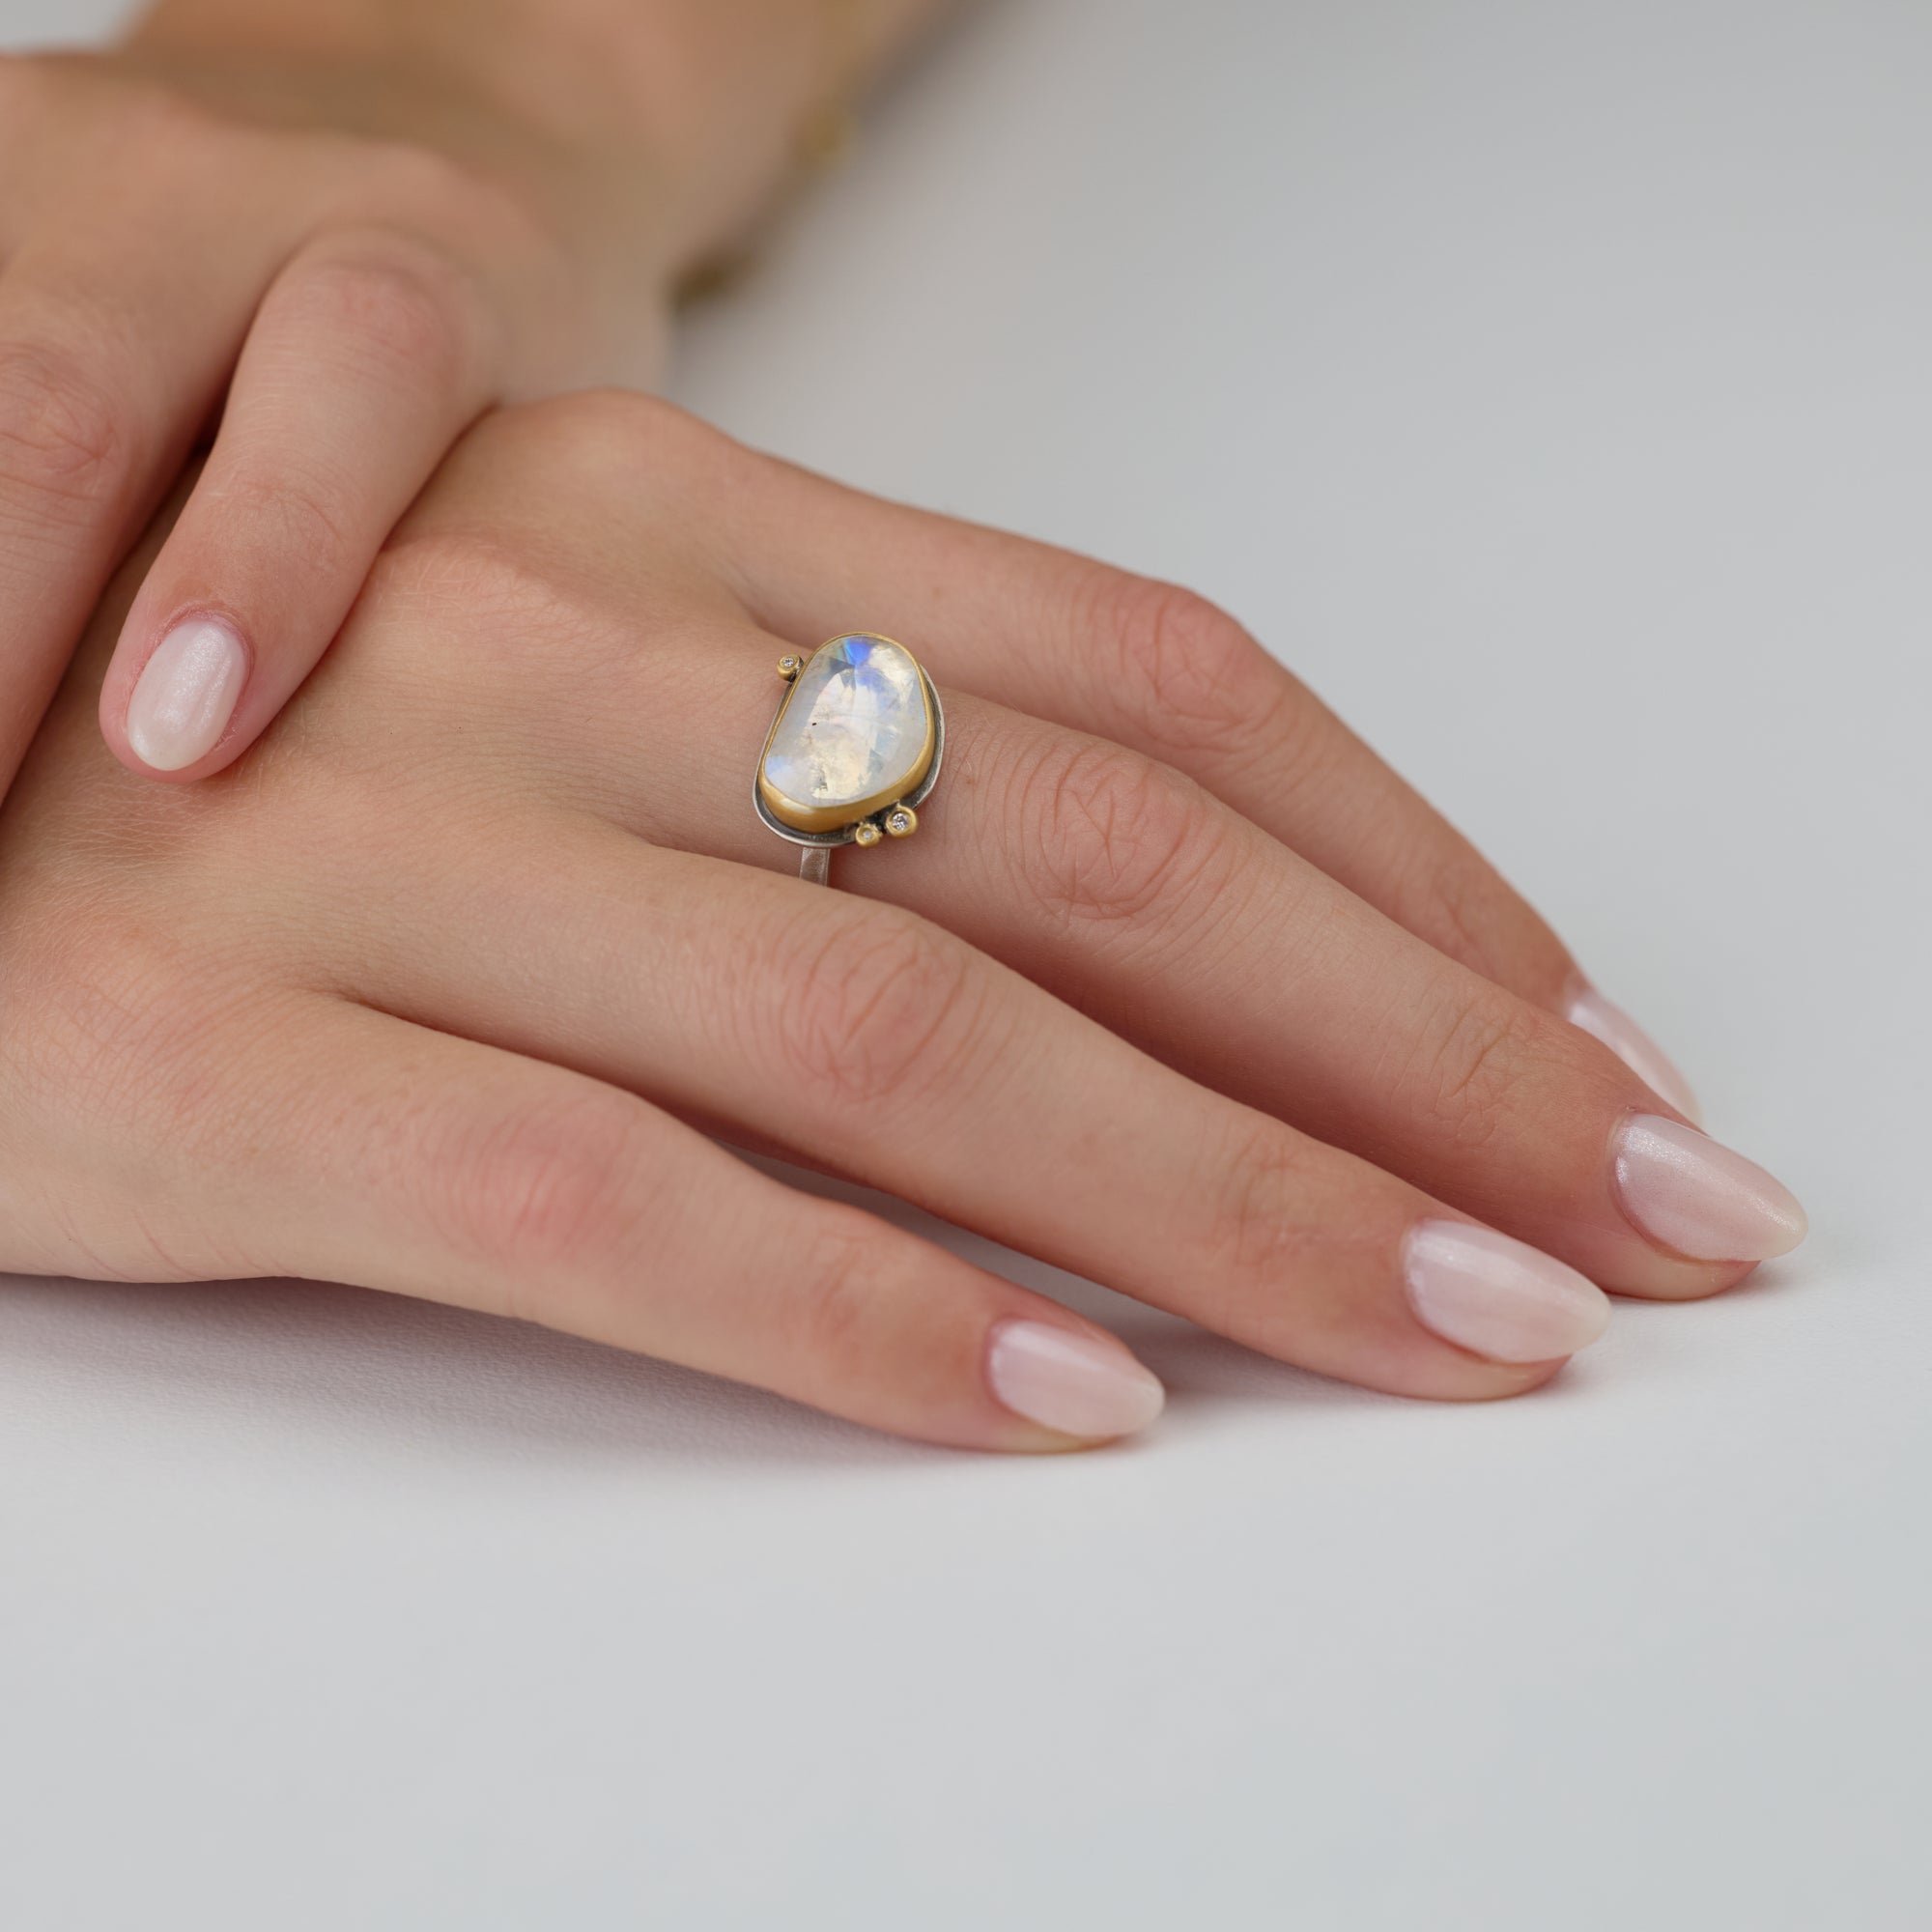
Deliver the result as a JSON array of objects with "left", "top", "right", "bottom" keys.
[{"left": 2, "top": 2, "right": 1927, "bottom": 1926}]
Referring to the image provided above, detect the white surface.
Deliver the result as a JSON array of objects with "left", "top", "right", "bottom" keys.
[{"left": 3, "top": 2, "right": 1929, "bottom": 1926}]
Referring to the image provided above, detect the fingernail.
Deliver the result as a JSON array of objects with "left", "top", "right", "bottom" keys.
[
  {"left": 126, "top": 616, "right": 247, "bottom": 771},
  {"left": 1612, "top": 1113, "right": 1808, "bottom": 1262},
  {"left": 986, "top": 1320, "right": 1166, "bottom": 1440},
  {"left": 1567, "top": 985, "right": 1702, "bottom": 1123},
  {"left": 1403, "top": 1220, "right": 1611, "bottom": 1363}
]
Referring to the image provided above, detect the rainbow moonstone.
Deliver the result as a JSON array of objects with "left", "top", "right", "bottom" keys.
[{"left": 762, "top": 636, "right": 933, "bottom": 823}]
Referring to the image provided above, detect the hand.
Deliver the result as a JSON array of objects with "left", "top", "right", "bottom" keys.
[
  {"left": 0, "top": 395, "right": 1806, "bottom": 1449},
  {"left": 0, "top": 0, "right": 884, "bottom": 792}
]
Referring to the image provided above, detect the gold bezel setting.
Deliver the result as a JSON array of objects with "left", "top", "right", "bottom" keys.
[{"left": 754, "top": 633, "right": 944, "bottom": 852}]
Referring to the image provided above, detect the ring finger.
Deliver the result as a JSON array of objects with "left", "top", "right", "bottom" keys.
[
  {"left": 685, "top": 416, "right": 1703, "bottom": 1114},
  {"left": 518, "top": 626, "right": 1806, "bottom": 1302}
]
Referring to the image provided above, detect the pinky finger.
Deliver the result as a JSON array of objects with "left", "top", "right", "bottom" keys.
[
  {"left": 99, "top": 228, "right": 497, "bottom": 780},
  {"left": 232, "top": 1002, "right": 1166, "bottom": 1453}
]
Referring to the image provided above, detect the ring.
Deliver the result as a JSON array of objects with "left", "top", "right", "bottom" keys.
[{"left": 754, "top": 633, "right": 945, "bottom": 886}]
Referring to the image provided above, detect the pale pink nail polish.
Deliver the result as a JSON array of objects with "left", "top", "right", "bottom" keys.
[
  {"left": 1568, "top": 985, "right": 1702, "bottom": 1122},
  {"left": 986, "top": 1320, "right": 1166, "bottom": 1439},
  {"left": 1403, "top": 1220, "right": 1611, "bottom": 1363},
  {"left": 126, "top": 616, "right": 247, "bottom": 771},
  {"left": 1612, "top": 1114, "right": 1808, "bottom": 1262}
]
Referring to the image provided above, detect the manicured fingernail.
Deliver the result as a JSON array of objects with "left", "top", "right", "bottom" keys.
[
  {"left": 986, "top": 1320, "right": 1166, "bottom": 1440},
  {"left": 126, "top": 616, "right": 247, "bottom": 771},
  {"left": 1568, "top": 985, "right": 1702, "bottom": 1122},
  {"left": 1612, "top": 1113, "right": 1807, "bottom": 1262},
  {"left": 1403, "top": 1220, "right": 1611, "bottom": 1363}
]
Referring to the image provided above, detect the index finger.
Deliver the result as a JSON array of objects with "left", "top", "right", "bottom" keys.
[{"left": 0, "top": 222, "right": 290, "bottom": 803}]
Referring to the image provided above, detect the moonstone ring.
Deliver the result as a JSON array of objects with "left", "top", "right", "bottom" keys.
[{"left": 755, "top": 634, "right": 945, "bottom": 886}]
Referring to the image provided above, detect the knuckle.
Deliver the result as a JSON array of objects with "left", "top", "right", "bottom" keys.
[
  {"left": 771, "top": 902, "right": 983, "bottom": 1116},
  {"left": 0, "top": 335, "right": 133, "bottom": 511},
  {"left": 367, "top": 524, "right": 558, "bottom": 623},
  {"left": 517, "top": 387, "right": 717, "bottom": 474},
  {"left": 1081, "top": 574, "right": 1283, "bottom": 761},
  {"left": 1407, "top": 988, "right": 1542, "bottom": 1150},
  {"left": 1204, "top": 1117, "right": 1324, "bottom": 1294},
  {"left": 780, "top": 1208, "right": 897, "bottom": 1375},
  {"left": 0, "top": 937, "right": 287, "bottom": 1285},
  {"left": 282, "top": 237, "right": 480, "bottom": 384},
  {"left": 208, "top": 460, "right": 352, "bottom": 560},
  {"left": 519, "top": 387, "right": 660, "bottom": 462},
  {"left": 2, "top": 918, "right": 183, "bottom": 1125},
  {"left": 368, "top": 522, "right": 531, "bottom": 603},
  {"left": 0, "top": 895, "right": 277, "bottom": 1180},
  {"left": 362, "top": 524, "right": 610, "bottom": 677},
  {"left": 363, "top": 137, "right": 485, "bottom": 211},
  {"left": 478, "top": 389, "right": 737, "bottom": 518},
  {"left": 426, "top": 1091, "right": 650, "bottom": 1285},
  {"left": 1016, "top": 733, "right": 1220, "bottom": 928}
]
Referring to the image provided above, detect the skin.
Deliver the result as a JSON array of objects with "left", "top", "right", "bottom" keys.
[
  {"left": 0, "top": 0, "right": 940, "bottom": 795},
  {"left": 0, "top": 0, "right": 1799, "bottom": 1448},
  {"left": 0, "top": 395, "right": 1755, "bottom": 1450}
]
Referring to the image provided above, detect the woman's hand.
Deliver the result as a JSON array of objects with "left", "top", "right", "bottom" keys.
[
  {"left": 0, "top": 396, "right": 1806, "bottom": 1449},
  {"left": 0, "top": 0, "right": 920, "bottom": 790}
]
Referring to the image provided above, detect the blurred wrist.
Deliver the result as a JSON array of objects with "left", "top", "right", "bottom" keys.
[{"left": 124, "top": 0, "right": 935, "bottom": 270}]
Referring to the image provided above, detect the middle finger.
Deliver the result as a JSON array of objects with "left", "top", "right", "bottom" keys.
[{"left": 298, "top": 802, "right": 1607, "bottom": 1397}]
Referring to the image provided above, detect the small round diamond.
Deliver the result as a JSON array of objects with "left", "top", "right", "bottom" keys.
[
  {"left": 885, "top": 806, "right": 918, "bottom": 838},
  {"left": 853, "top": 820, "right": 884, "bottom": 847}
]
